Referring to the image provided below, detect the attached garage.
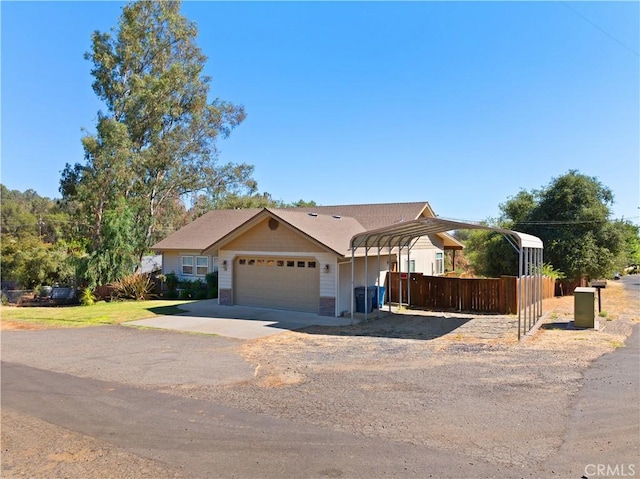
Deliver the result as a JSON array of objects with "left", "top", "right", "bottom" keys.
[{"left": 233, "top": 256, "right": 320, "bottom": 313}]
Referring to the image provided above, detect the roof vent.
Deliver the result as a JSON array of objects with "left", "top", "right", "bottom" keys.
[
  {"left": 332, "top": 215, "right": 341, "bottom": 219},
  {"left": 308, "top": 212, "right": 318, "bottom": 217}
]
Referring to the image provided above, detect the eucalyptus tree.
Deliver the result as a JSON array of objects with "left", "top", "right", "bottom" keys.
[{"left": 61, "top": 0, "right": 253, "bottom": 262}]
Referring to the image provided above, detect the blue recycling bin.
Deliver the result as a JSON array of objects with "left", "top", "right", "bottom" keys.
[
  {"left": 355, "top": 286, "right": 376, "bottom": 313},
  {"left": 377, "top": 286, "right": 386, "bottom": 308}
]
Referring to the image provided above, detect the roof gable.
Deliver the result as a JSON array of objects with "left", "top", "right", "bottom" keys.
[{"left": 151, "top": 202, "right": 440, "bottom": 255}]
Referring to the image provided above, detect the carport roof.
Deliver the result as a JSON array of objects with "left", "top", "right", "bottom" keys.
[{"left": 350, "top": 217, "right": 543, "bottom": 250}]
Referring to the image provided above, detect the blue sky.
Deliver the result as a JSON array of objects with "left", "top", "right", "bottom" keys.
[{"left": 2, "top": 1, "right": 638, "bottom": 223}]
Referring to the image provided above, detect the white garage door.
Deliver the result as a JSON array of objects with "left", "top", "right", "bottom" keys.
[{"left": 234, "top": 257, "right": 320, "bottom": 313}]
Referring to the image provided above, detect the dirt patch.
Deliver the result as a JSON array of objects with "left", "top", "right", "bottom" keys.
[
  {"left": 1, "top": 409, "right": 185, "bottom": 478},
  {"left": 0, "top": 320, "right": 50, "bottom": 331}
]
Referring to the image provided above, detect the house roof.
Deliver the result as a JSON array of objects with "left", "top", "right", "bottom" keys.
[
  {"left": 151, "top": 202, "right": 463, "bottom": 255},
  {"left": 281, "top": 202, "right": 434, "bottom": 230},
  {"left": 151, "top": 208, "right": 261, "bottom": 251},
  {"left": 205, "top": 209, "right": 367, "bottom": 256}
]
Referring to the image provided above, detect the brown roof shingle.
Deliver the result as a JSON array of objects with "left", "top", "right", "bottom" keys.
[{"left": 151, "top": 202, "right": 436, "bottom": 254}]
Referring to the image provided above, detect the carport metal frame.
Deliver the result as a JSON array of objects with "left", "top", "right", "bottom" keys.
[{"left": 349, "top": 218, "right": 544, "bottom": 340}]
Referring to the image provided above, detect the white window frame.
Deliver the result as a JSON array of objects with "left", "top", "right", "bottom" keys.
[
  {"left": 181, "top": 256, "right": 194, "bottom": 276},
  {"left": 196, "top": 256, "right": 208, "bottom": 276},
  {"left": 435, "top": 252, "right": 444, "bottom": 275},
  {"left": 406, "top": 259, "right": 416, "bottom": 273}
]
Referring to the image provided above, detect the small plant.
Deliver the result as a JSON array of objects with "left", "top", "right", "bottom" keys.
[
  {"left": 541, "top": 263, "right": 566, "bottom": 280},
  {"left": 598, "top": 310, "right": 608, "bottom": 318},
  {"left": 1, "top": 293, "right": 8, "bottom": 306},
  {"left": 80, "top": 287, "right": 97, "bottom": 306}
]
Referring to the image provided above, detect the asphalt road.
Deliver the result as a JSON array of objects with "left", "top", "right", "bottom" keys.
[{"left": 2, "top": 361, "right": 524, "bottom": 478}]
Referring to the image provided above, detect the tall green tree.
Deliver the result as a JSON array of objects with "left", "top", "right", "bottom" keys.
[
  {"left": 465, "top": 171, "right": 626, "bottom": 280},
  {"left": 82, "top": 197, "right": 138, "bottom": 288},
  {"left": 61, "top": 0, "right": 253, "bottom": 264}
]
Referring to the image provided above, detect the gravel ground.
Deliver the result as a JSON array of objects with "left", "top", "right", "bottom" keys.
[{"left": 2, "top": 281, "right": 638, "bottom": 477}]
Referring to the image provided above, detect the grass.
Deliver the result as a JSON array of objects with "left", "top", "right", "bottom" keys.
[{"left": 0, "top": 300, "right": 194, "bottom": 328}]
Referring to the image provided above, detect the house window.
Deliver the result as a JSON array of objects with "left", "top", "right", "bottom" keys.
[
  {"left": 297, "top": 261, "right": 305, "bottom": 268},
  {"left": 435, "top": 252, "right": 444, "bottom": 275},
  {"left": 239, "top": 259, "right": 246, "bottom": 265},
  {"left": 307, "top": 261, "right": 316, "bottom": 268},
  {"left": 277, "top": 260, "right": 284, "bottom": 267},
  {"left": 405, "top": 260, "right": 416, "bottom": 273},
  {"left": 181, "top": 256, "right": 194, "bottom": 275},
  {"left": 287, "top": 261, "right": 294, "bottom": 267},
  {"left": 196, "top": 256, "right": 208, "bottom": 276}
]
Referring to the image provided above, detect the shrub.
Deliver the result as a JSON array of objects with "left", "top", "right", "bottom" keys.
[
  {"left": 113, "top": 273, "right": 153, "bottom": 301},
  {"left": 205, "top": 272, "right": 218, "bottom": 299},
  {"left": 165, "top": 272, "right": 179, "bottom": 295},
  {"left": 80, "top": 287, "right": 97, "bottom": 306},
  {"left": 177, "top": 279, "right": 208, "bottom": 300}
]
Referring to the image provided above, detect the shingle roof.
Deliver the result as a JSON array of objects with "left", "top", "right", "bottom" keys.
[
  {"left": 151, "top": 202, "right": 437, "bottom": 254},
  {"left": 281, "top": 202, "right": 433, "bottom": 230},
  {"left": 151, "top": 208, "right": 261, "bottom": 251},
  {"left": 266, "top": 209, "right": 366, "bottom": 255}
]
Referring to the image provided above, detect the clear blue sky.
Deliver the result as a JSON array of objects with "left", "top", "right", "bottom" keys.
[{"left": 2, "top": 1, "right": 638, "bottom": 223}]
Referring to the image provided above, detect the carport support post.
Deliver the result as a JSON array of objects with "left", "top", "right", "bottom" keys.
[
  {"left": 539, "top": 247, "right": 544, "bottom": 317},
  {"left": 376, "top": 246, "right": 381, "bottom": 318},
  {"left": 364, "top": 243, "right": 369, "bottom": 322},
  {"left": 398, "top": 246, "right": 403, "bottom": 309},
  {"left": 518, "top": 245, "right": 523, "bottom": 340},
  {"left": 350, "top": 246, "right": 355, "bottom": 325},
  {"left": 407, "top": 241, "right": 411, "bottom": 308},
  {"left": 388, "top": 241, "right": 393, "bottom": 313}
]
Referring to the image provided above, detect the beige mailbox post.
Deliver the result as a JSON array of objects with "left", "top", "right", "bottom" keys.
[{"left": 574, "top": 287, "right": 596, "bottom": 328}]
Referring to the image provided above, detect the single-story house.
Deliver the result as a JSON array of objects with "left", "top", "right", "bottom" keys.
[{"left": 151, "top": 202, "right": 463, "bottom": 317}]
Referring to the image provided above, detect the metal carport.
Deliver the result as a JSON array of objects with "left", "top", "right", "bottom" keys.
[{"left": 349, "top": 217, "right": 544, "bottom": 340}]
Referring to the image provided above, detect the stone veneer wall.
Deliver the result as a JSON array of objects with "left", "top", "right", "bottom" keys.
[
  {"left": 219, "top": 288, "right": 233, "bottom": 306},
  {"left": 319, "top": 296, "right": 336, "bottom": 317}
]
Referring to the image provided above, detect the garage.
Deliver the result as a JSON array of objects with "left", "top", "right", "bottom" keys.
[{"left": 234, "top": 256, "right": 320, "bottom": 313}]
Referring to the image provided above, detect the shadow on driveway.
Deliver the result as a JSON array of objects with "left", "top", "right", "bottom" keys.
[{"left": 128, "top": 300, "right": 515, "bottom": 341}]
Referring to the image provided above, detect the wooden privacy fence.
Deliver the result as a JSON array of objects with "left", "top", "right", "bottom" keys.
[{"left": 386, "top": 272, "right": 555, "bottom": 314}]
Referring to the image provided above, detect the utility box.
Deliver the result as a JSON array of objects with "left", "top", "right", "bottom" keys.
[{"left": 574, "top": 287, "right": 596, "bottom": 328}]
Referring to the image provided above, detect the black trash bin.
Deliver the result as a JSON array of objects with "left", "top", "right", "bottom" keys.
[{"left": 355, "top": 286, "right": 376, "bottom": 313}]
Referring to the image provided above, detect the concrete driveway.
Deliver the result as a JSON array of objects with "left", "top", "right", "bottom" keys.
[{"left": 127, "top": 300, "right": 354, "bottom": 339}]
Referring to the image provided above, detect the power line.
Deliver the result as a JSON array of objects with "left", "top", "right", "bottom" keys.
[{"left": 561, "top": 1, "right": 639, "bottom": 57}]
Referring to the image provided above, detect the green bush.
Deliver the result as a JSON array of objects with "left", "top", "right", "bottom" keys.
[
  {"left": 205, "top": 272, "right": 218, "bottom": 299},
  {"left": 80, "top": 287, "right": 97, "bottom": 306},
  {"left": 164, "top": 271, "right": 178, "bottom": 294}
]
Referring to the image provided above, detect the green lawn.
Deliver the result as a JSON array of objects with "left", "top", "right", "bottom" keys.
[{"left": 1, "top": 300, "right": 194, "bottom": 328}]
